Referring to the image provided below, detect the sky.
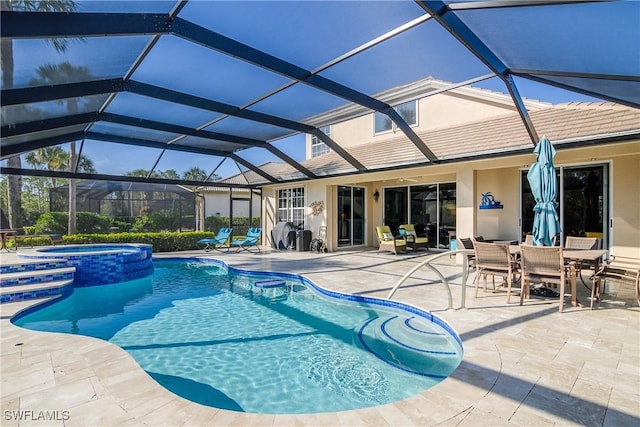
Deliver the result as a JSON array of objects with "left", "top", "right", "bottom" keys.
[{"left": 4, "top": 0, "right": 632, "bottom": 181}]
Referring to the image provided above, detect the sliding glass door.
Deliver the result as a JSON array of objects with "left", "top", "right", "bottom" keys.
[
  {"left": 385, "top": 183, "right": 456, "bottom": 249},
  {"left": 337, "top": 186, "right": 365, "bottom": 247},
  {"left": 521, "top": 163, "right": 609, "bottom": 246}
]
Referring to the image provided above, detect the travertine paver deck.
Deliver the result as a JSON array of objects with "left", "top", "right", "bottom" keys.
[{"left": 1, "top": 248, "right": 639, "bottom": 426}]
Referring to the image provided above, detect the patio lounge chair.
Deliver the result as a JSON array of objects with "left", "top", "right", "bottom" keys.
[
  {"left": 198, "top": 227, "right": 232, "bottom": 252},
  {"left": 376, "top": 225, "right": 406, "bottom": 255},
  {"left": 398, "top": 224, "right": 428, "bottom": 251},
  {"left": 231, "top": 227, "right": 262, "bottom": 253}
]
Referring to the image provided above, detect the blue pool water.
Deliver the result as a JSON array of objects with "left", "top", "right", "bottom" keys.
[{"left": 13, "top": 258, "right": 463, "bottom": 414}]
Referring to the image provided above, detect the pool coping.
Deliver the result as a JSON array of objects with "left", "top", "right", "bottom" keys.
[{"left": 2, "top": 249, "right": 638, "bottom": 426}]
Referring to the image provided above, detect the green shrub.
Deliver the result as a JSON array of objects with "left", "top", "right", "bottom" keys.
[
  {"left": 130, "top": 212, "right": 180, "bottom": 233},
  {"left": 34, "top": 212, "right": 119, "bottom": 234},
  {"left": 204, "top": 216, "right": 230, "bottom": 232},
  {"left": 63, "top": 231, "right": 212, "bottom": 252},
  {"left": 33, "top": 212, "right": 68, "bottom": 234}
]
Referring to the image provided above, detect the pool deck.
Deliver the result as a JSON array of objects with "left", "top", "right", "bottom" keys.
[{"left": 1, "top": 248, "right": 639, "bottom": 426}]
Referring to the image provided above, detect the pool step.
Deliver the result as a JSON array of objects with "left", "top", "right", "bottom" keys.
[
  {"left": 0, "top": 279, "right": 74, "bottom": 304},
  {"left": 0, "top": 262, "right": 75, "bottom": 304},
  {"left": 0, "top": 267, "right": 76, "bottom": 287},
  {"left": 358, "top": 315, "right": 461, "bottom": 379},
  {"left": 0, "top": 258, "right": 70, "bottom": 275}
]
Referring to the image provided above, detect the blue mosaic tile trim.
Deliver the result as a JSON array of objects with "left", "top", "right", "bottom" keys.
[
  {"left": 1, "top": 283, "right": 73, "bottom": 304},
  {"left": 1, "top": 271, "right": 74, "bottom": 288},
  {"left": 18, "top": 244, "right": 153, "bottom": 287},
  {"left": 0, "top": 261, "right": 69, "bottom": 274}
]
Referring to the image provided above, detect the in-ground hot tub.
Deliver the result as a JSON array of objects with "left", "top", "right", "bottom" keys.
[{"left": 18, "top": 244, "right": 153, "bottom": 286}]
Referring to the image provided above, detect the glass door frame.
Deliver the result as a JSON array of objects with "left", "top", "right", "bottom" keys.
[
  {"left": 519, "top": 161, "right": 611, "bottom": 248},
  {"left": 383, "top": 182, "right": 457, "bottom": 249},
  {"left": 337, "top": 185, "right": 366, "bottom": 248}
]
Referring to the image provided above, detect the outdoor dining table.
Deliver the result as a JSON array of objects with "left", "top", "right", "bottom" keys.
[{"left": 509, "top": 245, "right": 608, "bottom": 308}]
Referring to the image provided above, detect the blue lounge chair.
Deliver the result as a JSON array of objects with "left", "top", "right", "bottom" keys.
[
  {"left": 230, "top": 227, "right": 262, "bottom": 253},
  {"left": 198, "top": 227, "right": 233, "bottom": 252}
]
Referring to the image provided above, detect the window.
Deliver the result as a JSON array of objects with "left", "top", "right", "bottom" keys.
[
  {"left": 277, "top": 187, "right": 305, "bottom": 228},
  {"left": 311, "top": 126, "right": 331, "bottom": 158},
  {"left": 374, "top": 100, "right": 417, "bottom": 134}
]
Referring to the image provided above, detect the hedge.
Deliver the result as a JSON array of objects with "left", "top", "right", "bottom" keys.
[
  {"left": 63, "top": 232, "right": 214, "bottom": 252},
  {"left": 8, "top": 232, "right": 215, "bottom": 252}
]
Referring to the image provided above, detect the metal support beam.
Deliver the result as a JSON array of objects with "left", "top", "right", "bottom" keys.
[
  {"left": 503, "top": 75, "right": 539, "bottom": 144},
  {"left": 127, "top": 81, "right": 366, "bottom": 173},
  {"left": 311, "top": 130, "right": 367, "bottom": 172},
  {"left": 415, "top": 0, "right": 540, "bottom": 144},
  {"left": 0, "top": 167, "right": 260, "bottom": 189},
  {"left": 101, "top": 112, "right": 267, "bottom": 147},
  {"left": 386, "top": 108, "right": 438, "bottom": 161},
  {"left": 262, "top": 145, "right": 318, "bottom": 179},
  {"left": 86, "top": 132, "right": 278, "bottom": 183},
  {"left": 172, "top": 17, "right": 435, "bottom": 162},
  {"left": 1, "top": 132, "right": 86, "bottom": 158},
  {"left": 0, "top": 11, "right": 383, "bottom": 166},
  {"left": 1, "top": 79, "right": 124, "bottom": 106},
  {"left": 2, "top": 112, "right": 100, "bottom": 137},
  {"left": 1, "top": 11, "right": 171, "bottom": 38}
]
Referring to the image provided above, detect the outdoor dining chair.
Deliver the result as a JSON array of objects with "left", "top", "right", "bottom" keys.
[
  {"left": 564, "top": 236, "right": 601, "bottom": 285},
  {"left": 473, "top": 241, "right": 517, "bottom": 303},
  {"left": 519, "top": 245, "right": 576, "bottom": 312}
]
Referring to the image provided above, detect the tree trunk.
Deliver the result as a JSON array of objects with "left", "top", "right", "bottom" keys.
[
  {"left": 68, "top": 142, "right": 77, "bottom": 234},
  {"left": 1, "top": 24, "right": 22, "bottom": 229}
]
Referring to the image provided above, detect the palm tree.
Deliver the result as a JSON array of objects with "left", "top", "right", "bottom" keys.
[
  {"left": 183, "top": 167, "right": 208, "bottom": 182},
  {"left": 29, "top": 61, "right": 98, "bottom": 234},
  {"left": 25, "top": 146, "right": 68, "bottom": 188},
  {"left": 1, "top": 0, "right": 79, "bottom": 229}
]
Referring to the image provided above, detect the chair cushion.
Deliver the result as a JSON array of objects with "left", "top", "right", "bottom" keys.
[{"left": 382, "top": 232, "right": 394, "bottom": 241}]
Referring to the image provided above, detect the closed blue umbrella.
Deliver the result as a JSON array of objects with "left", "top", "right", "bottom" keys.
[{"left": 527, "top": 136, "right": 561, "bottom": 246}]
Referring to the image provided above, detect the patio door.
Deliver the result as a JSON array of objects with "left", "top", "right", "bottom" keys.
[
  {"left": 383, "top": 187, "right": 408, "bottom": 233},
  {"left": 384, "top": 183, "right": 456, "bottom": 249},
  {"left": 337, "top": 186, "right": 365, "bottom": 247},
  {"left": 521, "top": 163, "right": 609, "bottom": 247}
]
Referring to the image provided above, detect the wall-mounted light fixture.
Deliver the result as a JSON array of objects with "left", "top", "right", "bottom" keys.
[{"left": 373, "top": 190, "right": 380, "bottom": 202}]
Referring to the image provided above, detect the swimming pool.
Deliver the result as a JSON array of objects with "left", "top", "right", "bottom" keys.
[{"left": 13, "top": 258, "right": 463, "bottom": 414}]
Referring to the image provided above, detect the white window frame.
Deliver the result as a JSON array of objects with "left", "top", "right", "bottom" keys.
[
  {"left": 373, "top": 100, "right": 418, "bottom": 135},
  {"left": 277, "top": 187, "right": 305, "bottom": 228},
  {"left": 311, "top": 125, "right": 331, "bottom": 158}
]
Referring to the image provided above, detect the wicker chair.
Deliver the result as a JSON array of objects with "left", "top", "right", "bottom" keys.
[
  {"left": 398, "top": 224, "right": 429, "bottom": 251},
  {"left": 375, "top": 225, "right": 406, "bottom": 255},
  {"left": 473, "top": 242, "right": 516, "bottom": 303},
  {"left": 519, "top": 245, "right": 575, "bottom": 312}
]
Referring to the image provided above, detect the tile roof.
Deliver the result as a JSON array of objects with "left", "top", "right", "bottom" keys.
[
  {"left": 302, "top": 102, "right": 640, "bottom": 175},
  {"left": 220, "top": 102, "right": 640, "bottom": 184}
]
